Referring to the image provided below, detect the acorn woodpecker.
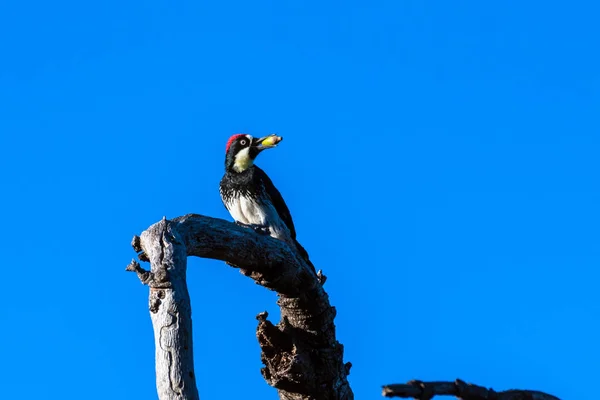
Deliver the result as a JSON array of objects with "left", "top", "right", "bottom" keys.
[{"left": 219, "top": 134, "right": 315, "bottom": 274}]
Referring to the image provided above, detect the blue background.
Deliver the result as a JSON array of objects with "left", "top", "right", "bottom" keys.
[{"left": 0, "top": 1, "right": 597, "bottom": 399}]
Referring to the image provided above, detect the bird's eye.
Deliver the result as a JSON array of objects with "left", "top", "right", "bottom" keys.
[{"left": 240, "top": 139, "right": 247, "bottom": 146}]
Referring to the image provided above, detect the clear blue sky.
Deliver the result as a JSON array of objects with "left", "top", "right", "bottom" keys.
[{"left": 0, "top": 1, "right": 597, "bottom": 399}]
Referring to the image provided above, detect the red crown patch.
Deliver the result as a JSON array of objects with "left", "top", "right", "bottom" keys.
[{"left": 225, "top": 134, "right": 246, "bottom": 153}]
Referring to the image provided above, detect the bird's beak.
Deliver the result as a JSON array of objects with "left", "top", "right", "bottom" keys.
[{"left": 253, "top": 134, "right": 283, "bottom": 150}]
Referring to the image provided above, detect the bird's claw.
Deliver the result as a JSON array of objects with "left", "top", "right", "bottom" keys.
[
  {"left": 253, "top": 225, "right": 271, "bottom": 235},
  {"left": 235, "top": 221, "right": 271, "bottom": 236}
]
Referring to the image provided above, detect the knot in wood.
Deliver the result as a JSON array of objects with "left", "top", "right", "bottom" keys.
[
  {"left": 256, "top": 311, "right": 269, "bottom": 321},
  {"left": 344, "top": 362, "right": 352, "bottom": 375},
  {"left": 408, "top": 380, "right": 434, "bottom": 400},
  {"left": 149, "top": 289, "right": 163, "bottom": 313},
  {"left": 455, "top": 379, "right": 498, "bottom": 400},
  {"left": 131, "top": 235, "right": 142, "bottom": 252}
]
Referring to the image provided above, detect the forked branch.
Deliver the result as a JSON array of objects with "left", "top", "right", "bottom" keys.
[
  {"left": 128, "top": 214, "right": 559, "bottom": 400},
  {"left": 128, "top": 214, "right": 353, "bottom": 400}
]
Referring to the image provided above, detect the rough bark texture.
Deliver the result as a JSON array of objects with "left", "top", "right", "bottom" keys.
[
  {"left": 127, "top": 218, "right": 199, "bottom": 400},
  {"left": 382, "top": 379, "right": 560, "bottom": 400},
  {"left": 127, "top": 214, "right": 559, "bottom": 400},
  {"left": 128, "top": 214, "right": 353, "bottom": 400}
]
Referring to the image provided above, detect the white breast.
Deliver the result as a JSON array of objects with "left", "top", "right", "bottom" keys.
[{"left": 225, "top": 196, "right": 292, "bottom": 242}]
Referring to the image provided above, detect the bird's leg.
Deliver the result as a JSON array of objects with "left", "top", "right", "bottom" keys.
[
  {"left": 252, "top": 224, "right": 271, "bottom": 235},
  {"left": 235, "top": 221, "right": 271, "bottom": 236}
]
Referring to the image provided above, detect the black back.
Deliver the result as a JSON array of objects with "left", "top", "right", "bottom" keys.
[{"left": 220, "top": 165, "right": 297, "bottom": 240}]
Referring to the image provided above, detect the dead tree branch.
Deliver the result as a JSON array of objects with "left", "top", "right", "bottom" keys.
[
  {"left": 382, "top": 379, "right": 560, "bottom": 400},
  {"left": 128, "top": 214, "right": 353, "bottom": 400},
  {"left": 128, "top": 217, "right": 198, "bottom": 400},
  {"left": 128, "top": 214, "right": 559, "bottom": 400}
]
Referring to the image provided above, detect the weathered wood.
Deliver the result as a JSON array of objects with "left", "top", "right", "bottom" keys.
[
  {"left": 129, "top": 214, "right": 353, "bottom": 400},
  {"left": 128, "top": 213, "right": 559, "bottom": 400},
  {"left": 382, "top": 379, "right": 561, "bottom": 400},
  {"left": 128, "top": 218, "right": 199, "bottom": 400}
]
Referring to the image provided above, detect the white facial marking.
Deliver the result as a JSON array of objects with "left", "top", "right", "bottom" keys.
[
  {"left": 233, "top": 135, "right": 255, "bottom": 172},
  {"left": 233, "top": 147, "right": 253, "bottom": 172}
]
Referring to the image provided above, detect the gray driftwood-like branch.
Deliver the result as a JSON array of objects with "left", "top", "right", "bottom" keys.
[
  {"left": 128, "top": 214, "right": 353, "bottom": 400},
  {"left": 127, "top": 214, "right": 560, "bottom": 400},
  {"left": 382, "top": 379, "right": 560, "bottom": 400}
]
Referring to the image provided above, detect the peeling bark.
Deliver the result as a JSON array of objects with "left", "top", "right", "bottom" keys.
[
  {"left": 128, "top": 214, "right": 352, "bottom": 400},
  {"left": 127, "top": 218, "right": 199, "bottom": 400},
  {"left": 128, "top": 214, "right": 559, "bottom": 400}
]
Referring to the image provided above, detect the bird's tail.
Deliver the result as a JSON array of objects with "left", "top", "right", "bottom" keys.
[{"left": 293, "top": 239, "right": 317, "bottom": 275}]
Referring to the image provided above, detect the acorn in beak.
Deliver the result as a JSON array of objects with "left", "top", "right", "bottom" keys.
[{"left": 253, "top": 134, "right": 283, "bottom": 150}]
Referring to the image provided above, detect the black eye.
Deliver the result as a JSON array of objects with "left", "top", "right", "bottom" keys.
[{"left": 240, "top": 139, "right": 247, "bottom": 146}]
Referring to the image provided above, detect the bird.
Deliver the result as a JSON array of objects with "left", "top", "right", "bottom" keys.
[{"left": 219, "top": 133, "right": 316, "bottom": 274}]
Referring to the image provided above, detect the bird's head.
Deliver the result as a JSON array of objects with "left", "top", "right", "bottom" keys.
[{"left": 224, "top": 134, "right": 283, "bottom": 173}]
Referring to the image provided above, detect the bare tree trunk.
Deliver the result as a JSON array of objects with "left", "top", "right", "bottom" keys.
[
  {"left": 128, "top": 218, "right": 199, "bottom": 400},
  {"left": 128, "top": 214, "right": 353, "bottom": 400}
]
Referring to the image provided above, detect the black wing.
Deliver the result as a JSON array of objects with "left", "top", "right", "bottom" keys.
[
  {"left": 254, "top": 166, "right": 316, "bottom": 274},
  {"left": 254, "top": 166, "right": 297, "bottom": 239}
]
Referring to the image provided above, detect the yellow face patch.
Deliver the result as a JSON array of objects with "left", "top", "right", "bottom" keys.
[{"left": 233, "top": 148, "right": 253, "bottom": 172}]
